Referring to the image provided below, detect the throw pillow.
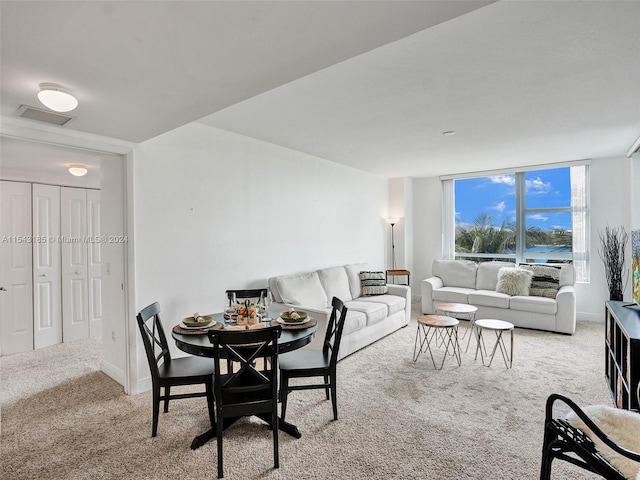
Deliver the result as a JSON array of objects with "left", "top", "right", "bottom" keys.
[
  {"left": 567, "top": 405, "right": 640, "bottom": 480},
  {"left": 359, "top": 271, "right": 388, "bottom": 296},
  {"left": 520, "top": 264, "right": 561, "bottom": 299},
  {"left": 495, "top": 267, "right": 532, "bottom": 296}
]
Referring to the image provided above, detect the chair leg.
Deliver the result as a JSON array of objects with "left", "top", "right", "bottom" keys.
[
  {"left": 279, "top": 374, "right": 289, "bottom": 421},
  {"left": 163, "top": 385, "right": 171, "bottom": 413},
  {"left": 539, "top": 426, "right": 555, "bottom": 480},
  {"left": 217, "top": 408, "right": 224, "bottom": 479},
  {"left": 324, "top": 374, "right": 330, "bottom": 400},
  {"left": 206, "top": 381, "right": 215, "bottom": 428},
  {"left": 273, "top": 408, "right": 279, "bottom": 469},
  {"left": 152, "top": 385, "right": 160, "bottom": 437},
  {"left": 330, "top": 374, "right": 338, "bottom": 421},
  {"left": 540, "top": 448, "right": 554, "bottom": 480}
]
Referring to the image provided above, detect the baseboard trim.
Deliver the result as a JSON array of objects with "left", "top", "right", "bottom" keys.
[
  {"left": 577, "top": 311, "right": 604, "bottom": 322},
  {"left": 100, "top": 359, "right": 126, "bottom": 386}
]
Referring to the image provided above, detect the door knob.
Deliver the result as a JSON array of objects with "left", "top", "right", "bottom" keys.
[
  {"left": 74, "top": 270, "right": 81, "bottom": 274},
  {"left": 40, "top": 273, "right": 48, "bottom": 277},
  {"left": 0, "top": 287, "right": 6, "bottom": 291}
]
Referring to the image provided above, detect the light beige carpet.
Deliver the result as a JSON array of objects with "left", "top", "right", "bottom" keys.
[{"left": 1, "top": 309, "right": 611, "bottom": 479}]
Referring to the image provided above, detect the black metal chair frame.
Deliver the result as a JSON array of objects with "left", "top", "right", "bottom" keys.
[
  {"left": 208, "top": 325, "right": 282, "bottom": 479},
  {"left": 136, "top": 302, "right": 215, "bottom": 437},
  {"left": 225, "top": 288, "right": 268, "bottom": 307},
  {"left": 540, "top": 393, "right": 640, "bottom": 479},
  {"left": 224, "top": 288, "right": 270, "bottom": 369},
  {"left": 279, "top": 296, "right": 348, "bottom": 422}
]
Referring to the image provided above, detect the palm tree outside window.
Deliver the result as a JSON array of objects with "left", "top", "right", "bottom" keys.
[{"left": 441, "top": 163, "right": 590, "bottom": 282}]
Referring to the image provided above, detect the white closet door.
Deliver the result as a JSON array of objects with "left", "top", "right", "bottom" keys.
[
  {"left": 61, "top": 187, "right": 89, "bottom": 343},
  {"left": 32, "top": 184, "right": 62, "bottom": 349},
  {"left": 0, "top": 181, "right": 34, "bottom": 355},
  {"left": 87, "top": 189, "right": 102, "bottom": 339}
]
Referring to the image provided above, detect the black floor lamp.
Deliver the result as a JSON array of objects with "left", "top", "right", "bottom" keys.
[{"left": 385, "top": 217, "right": 399, "bottom": 270}]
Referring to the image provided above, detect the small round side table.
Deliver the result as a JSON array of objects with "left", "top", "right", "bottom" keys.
[
  {"left": 474, "top": 319, "right": 514, "bottom": 368},
  {"left": 435, "top": 303, "right": 478, "bottom": 352},
  {"left": 413, "top": 315, "right": 461, "bottom": 370}
]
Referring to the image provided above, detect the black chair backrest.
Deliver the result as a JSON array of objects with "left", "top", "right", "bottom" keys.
[
  {"left": 226, "top": 288, "right": 268, "bottom": 304},
  {"left": 323, "top": 297, "right": 348, "bottom": 363},
  {"left": 207, "top": 326, "right": 282, "bottom": 417},
  {"left": 136, "top": 302, "right": 171, "bottom": 379}
]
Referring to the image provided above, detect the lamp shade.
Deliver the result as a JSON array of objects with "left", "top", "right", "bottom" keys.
[
  {"left": 385, "top": 217, "right": 399, "bottom": 226},
  {"left": 68, "top": 165, "right": 88, "bottom": 177},
  {"left": 38, "top": 83, "right": 78, "bottom": 112}
]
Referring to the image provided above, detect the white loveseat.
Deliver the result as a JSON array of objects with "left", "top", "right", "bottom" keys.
[
  {"left": 421, "top": 260, "right": 576, "bottom": 334},
  {"left": 268, "top": 263, "right": 411, "bottom": 359}
]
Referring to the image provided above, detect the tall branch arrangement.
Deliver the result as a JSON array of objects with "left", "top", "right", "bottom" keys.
[{"left": 598, "top": 226, "right": 628, "bottom": 300}]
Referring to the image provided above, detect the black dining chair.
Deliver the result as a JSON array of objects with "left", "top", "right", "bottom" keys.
[
  {"left": 136, "top": 302, "right": 215, "bottom": 437},
  {"left": 207, "top": 325, "right": 282, "bottom": 479},
  {"left": 279, "top": 296, "right": 348, "bottom": 422},
  {"left": 225, "top": 288, "right": 268, "bottom": 310},
  {"left": 540, "top": 393, "right": 640, "bottom": 480},
  {"left": 224, "top": 288, "right": 269, "bottom": 368}
]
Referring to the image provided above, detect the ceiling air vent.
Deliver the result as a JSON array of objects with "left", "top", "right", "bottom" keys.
[{"left": 14, "top": 104, "right": 76, "bottom": 126}]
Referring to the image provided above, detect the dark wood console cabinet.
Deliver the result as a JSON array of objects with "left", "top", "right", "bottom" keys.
[{"left": 605, "top": 301, "right": 640, "bottom": 410}]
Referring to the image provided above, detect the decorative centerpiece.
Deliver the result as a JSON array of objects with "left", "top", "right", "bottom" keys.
[{"left": 236, "top": 299, "right": 259, "bottom": 326}]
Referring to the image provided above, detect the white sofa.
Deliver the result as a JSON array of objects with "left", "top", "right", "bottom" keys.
[
  {"left": 421, "top": 260, "right": 576, "bottom": 334},
  {"left": 268, "top": 263, "right": 411, "bottom": 359}
]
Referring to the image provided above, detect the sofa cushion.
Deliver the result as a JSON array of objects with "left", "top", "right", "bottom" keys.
[
  {"left": 317, "top": 266, "right": 353, "bottom": 302},
  {"left": 275, "top": 272, "right": 329, "bottom": 308},
  {"left": 359, "top": 271, "right": 388, "bottom": 296},
  {"left": 357, "top": 294, "right": 406, "bottom": 316},
  {"left": 433, "top": 259, "right": 477, "bottom": 289},
  {"left": 510, "top": 295, "right": 557, "bottom": 315},
  {"left": 520, "top": 264, "right": 561, "bottom": 299},
  {"left": 476, "top": 262, "right": 516, "bottom": 291},
  {"left": 496, "top": 267, "right": 533, "bottom": 296},
  {"left": 468, "top": 290, "right": 511, "bottom": 309},
  {"left": 344, "top": 263, "right": 371, "bottom": 299},
  {"left": 344, "top": 300, "right": 388, "bottom": 326},
  {"left": 342, "top": 310, "right": 367, "bottom": 335},
  {"left": 432, "top": 287, "right": 473, "bottom": 304}
]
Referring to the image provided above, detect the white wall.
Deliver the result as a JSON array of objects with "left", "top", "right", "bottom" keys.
[
  {"left": 411, "top": 176, "right": 443, "bottom": 292},
  {"left": 99, "top": 154, "right": 127, "bottom": 386},
  {"left": 577, "top": 156, "right": 632, "bottom": 319},
  {"left": 410, "top": 156, "right": 633, "bottom": 322},
  {"left": 131, "top": 123, "right": 389, "bottom": 389}
]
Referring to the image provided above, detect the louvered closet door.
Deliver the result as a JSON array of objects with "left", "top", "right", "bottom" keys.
[
  {"left": 0, "top": 181, "right": 34, "bottom": 355},
  {"left": 61, "top": 187, "right": 89, "bottom": 343},
  {"left": 32, "top": 184, "right": 62, "bottom": 349}
]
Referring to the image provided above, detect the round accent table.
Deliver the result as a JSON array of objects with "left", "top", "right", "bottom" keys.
[
  {"left": 474, "top": 319, "right": 514, "bottom": 368},
  {"left": 435, "top": 303, "right": 478, "bottom": 352},
  {"left": 413, "top": 315, "right": 461, "bottom": 370}
]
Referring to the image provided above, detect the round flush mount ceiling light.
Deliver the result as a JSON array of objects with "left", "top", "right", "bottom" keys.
[
  {"left": 37, "top": 83, "right": 78, "bottom": 112},
  {"left": 68, "top": 165, "right": 88, "bottom": 177}
]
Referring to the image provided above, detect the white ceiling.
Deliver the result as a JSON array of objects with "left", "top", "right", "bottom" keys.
[{"left": 1, "top": 1, "right": 639, "bottom": 178}]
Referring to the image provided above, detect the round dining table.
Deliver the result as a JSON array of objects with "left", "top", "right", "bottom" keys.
[{"left": 171, "top": 311, "right": 317, "bottom": 449}]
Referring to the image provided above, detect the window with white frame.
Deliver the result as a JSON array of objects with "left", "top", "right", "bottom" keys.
[{"left": 442, "top": 162, "right": 590, "bottom": 282}]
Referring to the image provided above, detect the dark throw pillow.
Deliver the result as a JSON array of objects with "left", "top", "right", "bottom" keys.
[
  {"left": 359, "top": 271, "right": 388, "bottom": 296},
  {"left": 520, "top": 264, "right": 561, "bottom": 299}
]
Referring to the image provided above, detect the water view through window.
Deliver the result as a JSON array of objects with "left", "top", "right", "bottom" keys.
[{"left": 454, "top": 167, "right": 573, "bottom": 263}]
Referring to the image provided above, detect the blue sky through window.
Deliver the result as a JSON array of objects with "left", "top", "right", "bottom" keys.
[{"left": 455, "top": 167, "right": 571, "bottom": 231}]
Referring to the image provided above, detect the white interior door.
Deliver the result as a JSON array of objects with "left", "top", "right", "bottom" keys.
[
  {"left": 87, "top": 189, "right": 102, "bottom": 339},
  {"left": 61, "top": 187, "right": 89, "bottom": 343},
  {"left": 0, "top": 181, "right": 34, "bottom": 355},
  {"left": 32, "top": 184, "right": 62, "bottom": 349}
]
